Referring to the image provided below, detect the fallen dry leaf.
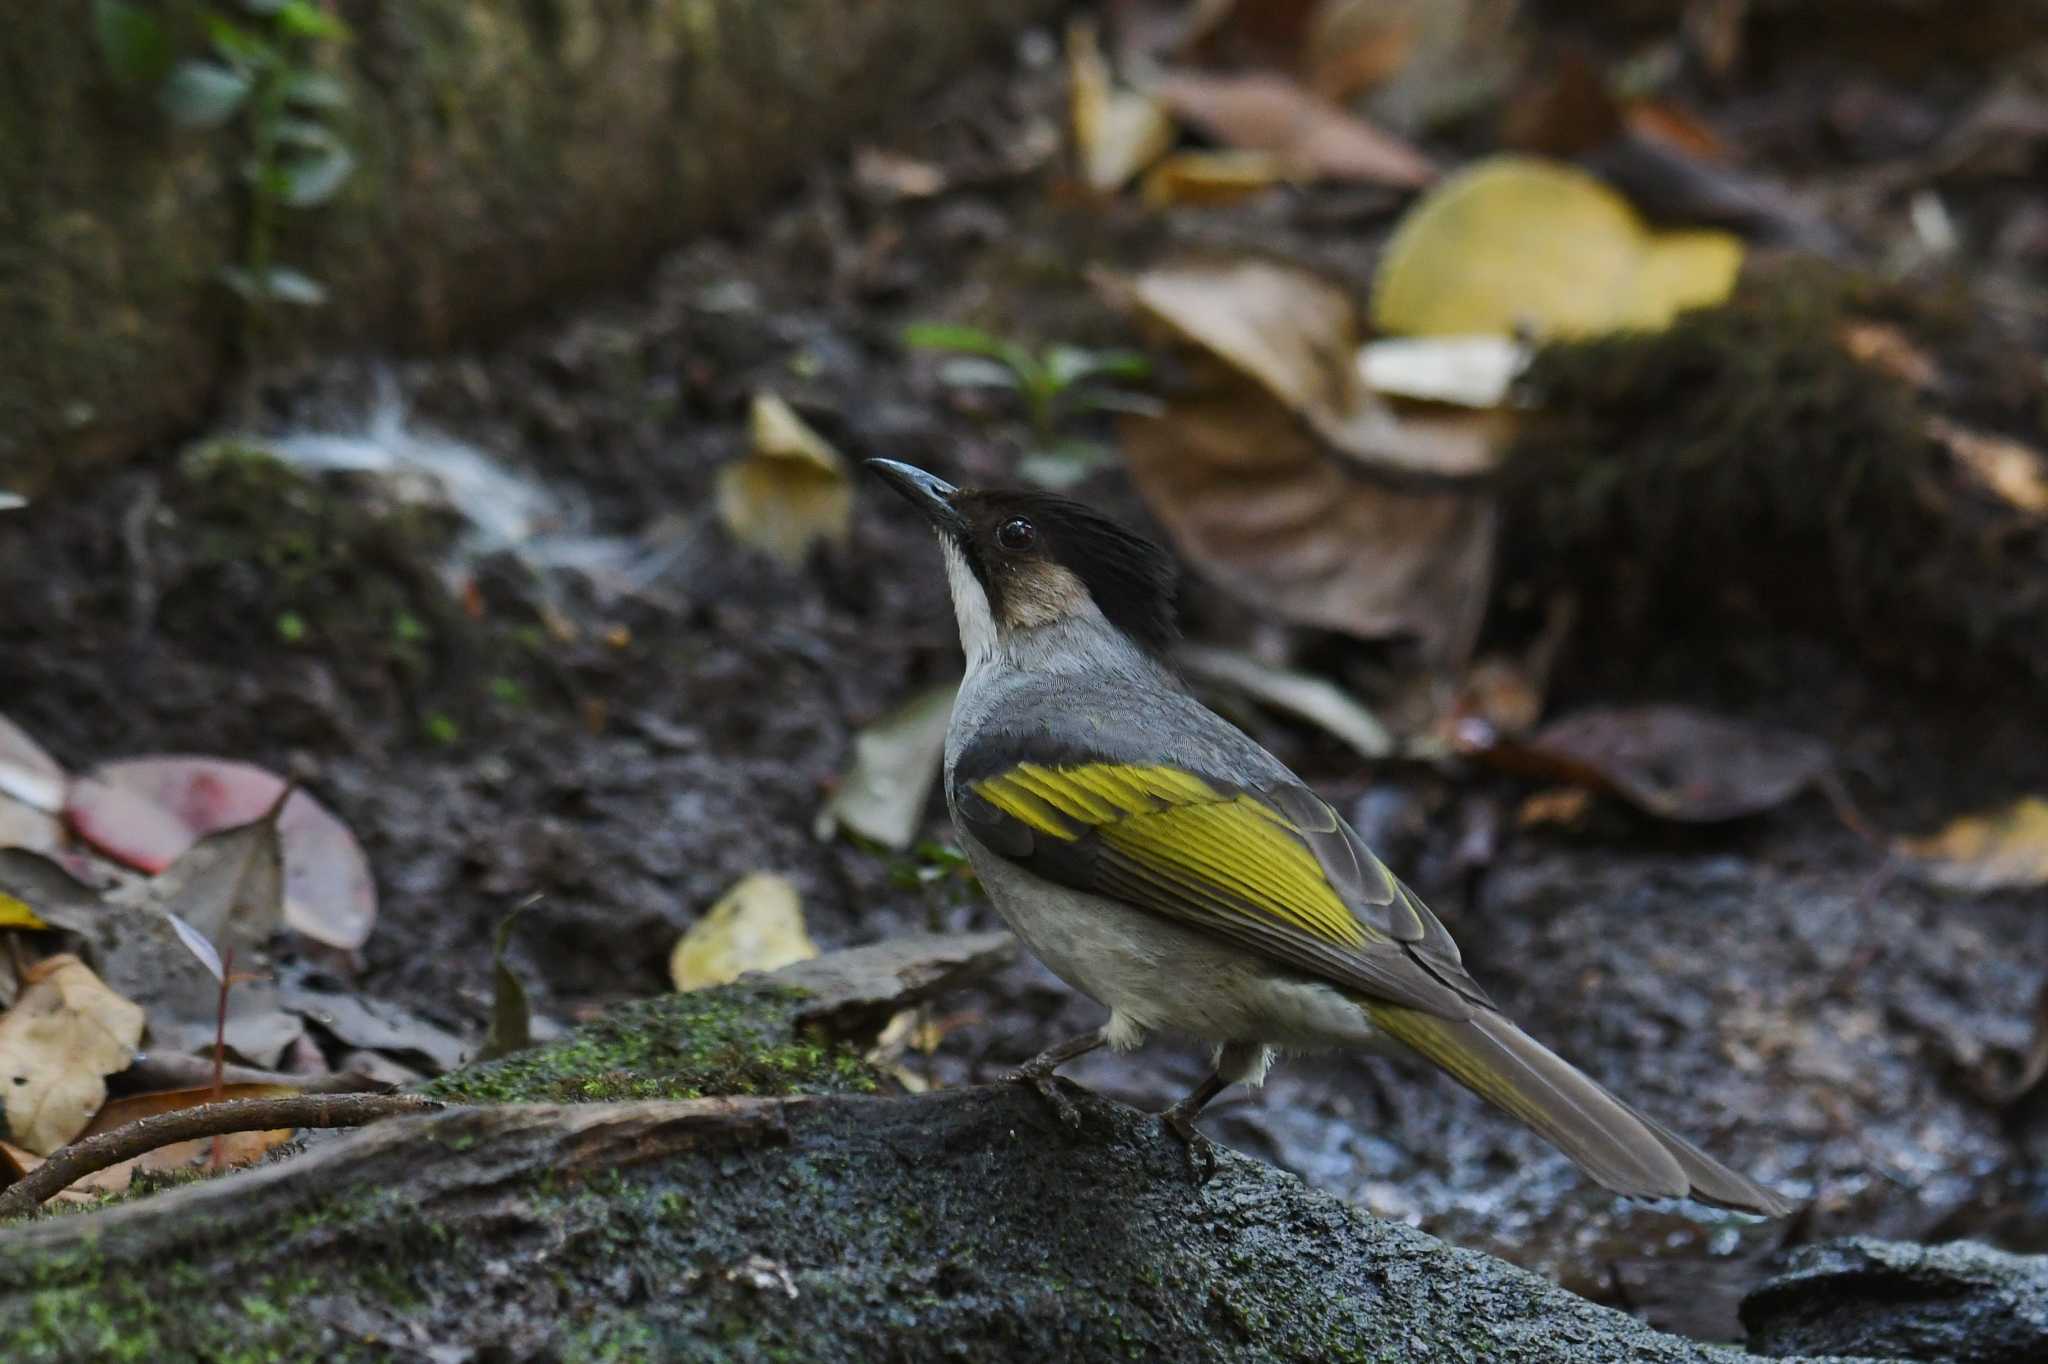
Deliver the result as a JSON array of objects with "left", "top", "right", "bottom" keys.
[
  {"left": 64, "top": 756, "right": 376, "bottom": 949},
  {"left": 1068, "top": 19, "right": 1175, "bottom": 193},
  {"left": 1358, "top": 334, "right": 1529, "bottom": 408},
  {"left": 815, "top": 684, "right": 958, "bottom": 850},
  {"left": 104, "top": 813, "right": 305, "bottom": 1066},
  {"left": 1371, "top": 156, "right": 1743, "bottom": 339},
  {"left": 670, "top": 872, "right": 819, "bottom": 992},
  {"left": 80, "top": 1083, "right": 299, "bottom": 1137},
  {"left": 1121, "top": 257, "right": 1508, "bottom": 478},
  {"left": 1926, "top": 417, "right": 2048, "bottom": 516},
  {"left": 1898, "top": 797, "right": 2048, "bottom": 893},
  {"left": 0, "top": 954, "right": 145, "bottom": 1154},
  {"left": 1175, "top": 644, "right": 1392, "bottom": 759},
  {"left": 1303, "top": 0, "right": 1420, "bottom": 99},
  {"left": 1112, "top": 257, "right": 1498, "bottom": 660},
  {"left": 1838, "top": 320, "right": 1941, "bottom": 391},
  {"left": 1488, "top": 705, "right": 1832, "bottom": 823},
  {"left": 715, "top": 393, "right": 853, "bottom": 568},
  {"left": 280, "top": 982, "right": 469, "bottom": 1074},
  {"left": 0, "top": 713, "right": 65, "bottom": 814},
  {"left": 0, "top": 794, "right": 63, "bottom": 856},
  {"left": 1517, "top": 787, "right": 1593, "bottom": 829},
  {"left": 0, "top": 888, "right": 47, "bottom": 931},
  {"left": 1121, "top": 386, "right": 1495, "bottom": 661},
  {"left": 1154, "top": 69, "right": 1435, "bottom": 188},
  {"left": 1141, "top": 150, "right": 1294, "bottom": 208},
  {"left": 852, "top": 146, "right": 946, "bottom": 200}
]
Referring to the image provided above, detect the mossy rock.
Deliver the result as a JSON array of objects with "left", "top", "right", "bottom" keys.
[{"left": 423, "top": 981, "right": 883, "bottom": 1106}]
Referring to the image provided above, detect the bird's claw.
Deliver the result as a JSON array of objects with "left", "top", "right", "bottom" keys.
[
  {"left": 1160, "top": 1105, "right": 1218, "bottom": 1185},
  {"left": 1005, "top": 1065, "right": 1083, "bottom": 1130}
]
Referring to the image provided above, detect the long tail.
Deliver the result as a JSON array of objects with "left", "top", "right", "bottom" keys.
[{"left": 1366, "top": 1002, "right": 1794, "bottom": 1216}]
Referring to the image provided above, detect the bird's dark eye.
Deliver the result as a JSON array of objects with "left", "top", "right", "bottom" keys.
[{"left": 996, "top": 517, "right": 1037, "bottom": 551}]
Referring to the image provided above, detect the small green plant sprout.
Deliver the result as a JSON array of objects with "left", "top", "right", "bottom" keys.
[
  {"left": 94, "top": 0, "right": 355, "bottom": 326},
  {"left": 903, "top": 323, "right": 1157, "bottom": 489}
]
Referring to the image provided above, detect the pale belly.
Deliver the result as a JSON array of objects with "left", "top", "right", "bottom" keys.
[{"left": 960, "top": 830, "right": 1379, "bottom": 1056}]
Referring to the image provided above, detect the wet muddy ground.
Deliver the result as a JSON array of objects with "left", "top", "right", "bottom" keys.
[{"left": 4, "top": 26, "right": 2046, "bottom": 1345}]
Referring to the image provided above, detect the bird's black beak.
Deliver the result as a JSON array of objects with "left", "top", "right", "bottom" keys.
[{"left": 865, "top": 459, "right": 966, "bottom": 536}]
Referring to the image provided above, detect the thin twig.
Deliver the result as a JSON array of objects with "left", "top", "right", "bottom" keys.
[{"left": 0, "top": 1093, "right": 442, "bottom": 1219}]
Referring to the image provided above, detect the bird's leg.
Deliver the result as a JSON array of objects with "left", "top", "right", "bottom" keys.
[
  {"left": 1003, "top": 1029, "right": 1105, "bottom": 1129},
  {"left": 1158, "top": 1073, "right": 1228, "bottom": 1184}
]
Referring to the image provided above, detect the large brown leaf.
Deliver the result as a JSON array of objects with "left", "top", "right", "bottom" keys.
[
  {"left": 1488, "top": 705, "right": 1833, "bottom": 823},
  {"left": 1113, "top": 258, "right": 1497, "bottom": 661},
  {"left": 0, "top": 955, "right": 145, "bottom": 1155},
  {"left": 1155, "top": 70, "right": 1435, "bottom": 187}
]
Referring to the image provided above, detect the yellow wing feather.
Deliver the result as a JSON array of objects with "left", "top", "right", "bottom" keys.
[{"left": 972, "top": 763, "right": 1371, "bottom": 948}]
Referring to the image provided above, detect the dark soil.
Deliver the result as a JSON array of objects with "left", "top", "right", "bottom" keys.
[{"left": 4, "top": 12, "right": 2046, "bottom": 1347}]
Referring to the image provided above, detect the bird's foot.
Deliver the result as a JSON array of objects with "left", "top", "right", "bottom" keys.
[
  {"left": 1004, "top": 1060, "right": 1084, "bottom": 1130},
  {"left": 1159, "top": 1102, "right": 1219, "bottom": 1184}
]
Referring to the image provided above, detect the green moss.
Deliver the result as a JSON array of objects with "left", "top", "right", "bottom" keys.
[{"left": 421, "top": 981, "right": 881, "bottom": 1106}]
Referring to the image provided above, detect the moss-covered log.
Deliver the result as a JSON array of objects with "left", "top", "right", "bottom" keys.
[
  {"left": 0, "top": 936, "right": 1864, "bottom": 1363},
  {"left": 0, "top": 1089, "right": 1866, "bottom": 1364},
  {"left": 0, "top": 0, "right": 1061, "bottom": 491}
]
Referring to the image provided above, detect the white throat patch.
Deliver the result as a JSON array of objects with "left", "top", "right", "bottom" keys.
[{"left": 939, "top": 536, "right": 998, "bottom": 673}]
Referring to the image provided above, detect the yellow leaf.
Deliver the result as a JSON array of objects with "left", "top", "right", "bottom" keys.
[
  {"left": 1140, "top": 150, "right": 1292, "bottom": 209},
  {"left": 0, "top": 892, "right": 47, "bottom": 931},
  {"left": 0, "top": 954, "right": 146, "bottom": 1155},
  {"left": 715, "top": 393, "right": 852, "bottom": 568},
  {"left": 1371, "top": 155, "right": 1743, "bottom": 339},
  {"left": 813, "top": 685, "right": 957, "bottom": 850},
  {"left": 670, "top": 873, "right": 818, "bottom": 992},
  {"left": 1068, "top": 19, "right": 1174, "bottom": 193},
  {"left": 1899, "top": 797, "right": 2048, "bottom": 893}
]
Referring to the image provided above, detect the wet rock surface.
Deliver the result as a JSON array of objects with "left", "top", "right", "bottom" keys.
[{"left": 1743, "top": 1237, "right": 2048, "bottom": 1363}]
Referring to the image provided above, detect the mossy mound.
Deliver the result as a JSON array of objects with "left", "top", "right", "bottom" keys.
[{"left": 1502, "top": 263, "right": 2048, "bottom": 685}]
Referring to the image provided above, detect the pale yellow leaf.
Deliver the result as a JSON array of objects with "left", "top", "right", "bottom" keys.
[
  {"left": 670, "top": 872, "right": 818, "bottom": 992},
  {"left": 716, "top": 394, "right": 852, "bottom": 568},
  {"left": 0, "top": 890, "right": 47, "bottom": 931},
  {"left": 1358, "top": 334, "right": 1529, "bottom": 407},
  {"left": 1140, "top": 150, "right": 1292, "bottom": 208},
  {"left": 0, "top": 955, "right": 146, "bottom": 1154},
  {"left": 1068, "top": 19, "right": 1174, "bottom": 192},
  {"left": 1899, "top": 797, "right": 2048, "bottom": 893},
  {"left": 1371, "top": 156, "right": 1743, "bottom": 339},
  {"left": 814, "top": 685, "right": 957, "bottom": 850}
]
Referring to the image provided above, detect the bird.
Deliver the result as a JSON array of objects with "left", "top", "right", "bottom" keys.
[{"left": 866, "top": 457, "right": 1793, "bottom": 1216}]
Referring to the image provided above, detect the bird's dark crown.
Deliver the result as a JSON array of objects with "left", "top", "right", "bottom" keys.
[{"left": 951, "top": 489, "right": 1179, "bottom": 652}]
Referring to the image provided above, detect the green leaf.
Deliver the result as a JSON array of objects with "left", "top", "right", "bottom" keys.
[
  {"left": 159, "top": 60, "right": 251, "bottom": 128},
  {"left": 204, "top": 14, "right": 275, "bottom": 69},
  {"left": 93, "top": 0, "right": 172, "bottom": 88},
  {"left": 279, "top": 143, "right": 354, "bottom": 206},
  {"left": 901, "top": 322, "right": 1009, "bottom": 358},
  {"left": 277, "top": 1, "right": 351, "bottom": 40},
  {"left": 280, "top": 70, "right": 348, "bottom": 109},
  {"left": 238, "top": 0, "right": 290, "bottom": 13}
]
